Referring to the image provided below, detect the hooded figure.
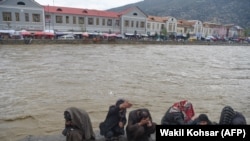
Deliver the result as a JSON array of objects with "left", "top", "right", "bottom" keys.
[
  {"left": 62, "top": 107, "right": 95, "bottom": 141},
  {"left": 190, "top": 114, "right": 213, "bottom": 125},
  {"left": 126, "top": 108, "right": 156, "bottom": 141},
  {"left": 219, "top": 106, "right": 247, "bottom": 125},
  {"left": 161, "top": 100, "right": 195, "bottom": 125},
  {"left": 99, "top": 99, "right": 132, "bottom": 141}
]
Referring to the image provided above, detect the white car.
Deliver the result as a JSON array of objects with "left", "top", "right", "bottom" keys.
[
  {"left": 58, "top": 34, "right": 75, "bottom": 40},
  {"left": 205, "top": 36, "right": 216, "bottom": 42}
]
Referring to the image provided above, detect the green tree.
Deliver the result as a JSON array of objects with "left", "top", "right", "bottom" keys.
[{"left": 244, "top": 27, "right": 250, "bottom": 37}]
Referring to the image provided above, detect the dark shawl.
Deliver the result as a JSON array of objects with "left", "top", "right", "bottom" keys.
[
  {"left": 99, "top": 99, "right": 127, "bottom": 136},
  {"left": 65, "top": 107, "right": 95, "bottom": 140}
]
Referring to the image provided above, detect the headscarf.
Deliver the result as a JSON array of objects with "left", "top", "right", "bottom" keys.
[
  {"left": 170, "top": 100, "right": 195, "bottom": 122},
  {"left": 64, "top": 107, "right": 95, "bottom": 140}
]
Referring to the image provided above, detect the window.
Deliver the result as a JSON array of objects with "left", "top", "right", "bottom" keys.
[
  {"left": 15, "top": 13, "right": 20, "bottom": 21},
  {"left": 57, "top": 8, "right": 62, "bottom": 11},
  {"left": 102, "top": 19, "right": 105, "bottom": 26},
  {"left": 147, "top": 23, "right": 150, "bottom": 29},
  {"left": 3, "top": 12, "right": 12, "bottom": 21},
  {"left": 17, "top": 2, "right": 25, "bottom": 5},
  {"left": 107, "top": 19, "right": 112, "bottom": 26},
  {"left": 66, "top": 16, "right": 69, "bottom": 24},
  {"left": 96, "top": 18, "right": 99, "bottom": 25},
  {"left": 169, "top": 23, "right": 173, "bottom": 32},
  {"left": 125, "top": 20, "right": 129, "bottom": 27},
  {"left": 73, "top": 16, "right": 76, "bottom": 24},
  {"left": 88, "top": 18, "right": 93, "bottom": 25},
  {"left": 131, "top": 21, "right": 134, "bottom": 27},
  {"left": 56, "top": 15, "right": 63, "bottom": 23},
  {"left": 45, "top": 15, "right": 51, "bottom": 23},
  {"left": 78, "top": 17, "right": 84, "bottom": 24},
  {"left": 136, "top": 21, "right": 139, "bottom": 28},
  {"left": 115, "top": 20, "right": 119, "bottom": 26},
  {"left": 161, "top": 24, "right": 165, "bottom": 30},
  {"left": 32, "top": 14, "right": 40, "bottom": 22},
  {"left": 140, "top": 22, "right": 145, "bottom": 28},
  {"left": 25, "top": 13, "right": 29, "bottom": 22},
  {"left": 133, "top": 13, "right": 138, "bottom": 16}
]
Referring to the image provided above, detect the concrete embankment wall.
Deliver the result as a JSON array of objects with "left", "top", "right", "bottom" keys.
[{"left": 0, "top": 39, "right": 249, "bottom": 46}]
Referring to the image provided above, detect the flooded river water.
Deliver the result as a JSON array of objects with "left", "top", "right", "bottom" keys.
[{"left": 0, "top": 44, "right": 249, "bottom": 141}]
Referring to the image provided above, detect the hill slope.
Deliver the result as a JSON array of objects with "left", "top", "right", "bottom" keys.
[{"left": 109, "top": 0, "right": 250, "bottom": 28}]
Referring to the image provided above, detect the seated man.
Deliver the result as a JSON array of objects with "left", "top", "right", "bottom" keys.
[
  {"left": 219, "top": 106, "right": 247, "bottom": 125},
  {"left": 62, "top": 107, "right": 95, "bottom": 141},
  {"left": 161, "top": 100, "right": 195, "bottom": 125},
  {"left": 99, "top": 99, "right": 132, "bottom": 141},
  {"left": 126, "top": 108, "right": 156, "bottom": 141}
]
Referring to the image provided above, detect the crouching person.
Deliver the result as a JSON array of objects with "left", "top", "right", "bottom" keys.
[
  {"left": 99, "top": 99, "right": 132, "bottom": 141},
  {"left": 62, "top": 107, "right": 96, "bottom": 141},
  {"left": 126, "top": 108, "right": 156, "bottom": 141}
]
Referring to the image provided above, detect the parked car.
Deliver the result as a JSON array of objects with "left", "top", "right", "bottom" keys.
[
  {"left": 205, "top": 36, "right": 216, "bottom": 42},
  {"left": 58, "top": 34, "right": 75, "bottom": 40}
]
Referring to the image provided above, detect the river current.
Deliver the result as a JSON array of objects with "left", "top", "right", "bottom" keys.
[{"left": 0, "top": 44, "right": 249, "bottom": 141}]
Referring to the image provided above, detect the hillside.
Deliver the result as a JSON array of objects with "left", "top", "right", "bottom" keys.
[{"left": 108, "top": 0, "right": 250, "bottom": 28}]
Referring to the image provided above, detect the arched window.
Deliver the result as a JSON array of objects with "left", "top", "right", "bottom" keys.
[
  {"left": 133, "top": 13, "right": 138, "bottom": 16},
  {"left": 57, "top": 8, "right": 62, "bottom": 11},
  {"left": 17, "top": 1, "right": 25, "bottom": 5}
]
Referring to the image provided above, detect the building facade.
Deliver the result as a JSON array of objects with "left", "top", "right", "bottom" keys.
[
  {"left": 0, "top": 0, "right": 44, "bottom": 31},
  {"left": 0, "top": 0, "right": 243, "bottom": 38}
]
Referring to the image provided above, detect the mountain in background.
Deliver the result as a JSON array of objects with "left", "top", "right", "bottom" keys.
[{"left": 108, "top": 0, "right": 250, "bottom": 28}]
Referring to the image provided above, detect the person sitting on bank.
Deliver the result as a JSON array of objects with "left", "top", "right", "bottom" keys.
[
  {"left": 99, "top": 99, "right": 132, "bottom": 141},
  {"left": 126, "top": 108, "right": 156, "bottom": 141},
  {"left": 161, "top": 100, "right": 195, "bottom": 125},
  {"left": 219, "top": 106, "right": 247, "bottom": 125},
  {"left": 190, "top": 113, "right": 213, "bottom": 125},
  {"left": 62, "top": 107, "right": 96, "bottom": 141}
]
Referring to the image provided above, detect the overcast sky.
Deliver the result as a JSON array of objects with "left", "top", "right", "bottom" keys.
[{"left": 35, "top": 0, "right": 143, "bottom": 10}]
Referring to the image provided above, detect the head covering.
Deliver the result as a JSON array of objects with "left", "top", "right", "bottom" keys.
[
  {"left": 116, "top": 99, "right": 125, "bottom": 107},
  {"left": 171, "top": 100, "right": 195, "bottom": 122},
  {"left": 64, "top": 107, "right": 95, "bottom": 140},
  {"left": 219, "top": 106, "right": 236, "bottom": 124},
  {"left": 219, "top": 106, "right": 246, "bottom": 125},
  {"left": 197, "top": 114, "right": 213, "bottom": 124}
]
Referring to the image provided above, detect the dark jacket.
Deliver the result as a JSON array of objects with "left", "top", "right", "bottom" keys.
[
  {"left": 99, "top": 103, "right": 127, "bottom": 136},
  {"left": 161, "top": 107, "right": 186, "bottom": 125},
  {"left": 126, "top": 108, "right": 156, "bottom": 141},
  {"left": 219, "top": 106, "right": 247, "bottom": 125}
]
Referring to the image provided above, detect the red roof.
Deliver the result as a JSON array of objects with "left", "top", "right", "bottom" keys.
[{"left": 44, "top": 5, "right": 119, "bottom": 18}]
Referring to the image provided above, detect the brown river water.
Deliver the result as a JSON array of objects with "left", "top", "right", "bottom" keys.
[{"left": 0, "top": 44, "right": 249, "bottom": 141}]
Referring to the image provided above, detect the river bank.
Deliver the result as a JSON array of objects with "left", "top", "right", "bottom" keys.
[
  {"left": 0, "top": 38, "right": 249, "bottom": 46},
  {"left": 18, "top": 131, "right": 156, "bottom": 141}
]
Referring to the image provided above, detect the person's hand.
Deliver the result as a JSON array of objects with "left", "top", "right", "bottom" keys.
[
  {"left": 147, "top": 120, "right": 152, "bottom": 127},
  {"left": 119, "top": 121, "right": 124, "bottom": 128},
  {"left": 139, "top": 118, "right": 150, "bottom": 126},
  {"left": 120, "top": 101, "right": 132, "bottom": 109}
]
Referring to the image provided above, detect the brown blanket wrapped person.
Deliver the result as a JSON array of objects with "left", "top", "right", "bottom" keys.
[{"left": 62, "top": 107, "right": 95, "bottom": 141}]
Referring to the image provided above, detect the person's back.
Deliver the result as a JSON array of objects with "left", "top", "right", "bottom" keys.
[
  {"left": 219, "top": 106, "right": 247, "bottom": 125},
  {"left": 62, "top": 107, "right": 95, "bottom": 141},
  {"left": 161, "top": 100, "right": 195, "bottom": 125}
]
